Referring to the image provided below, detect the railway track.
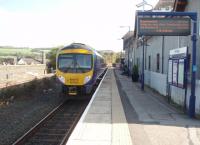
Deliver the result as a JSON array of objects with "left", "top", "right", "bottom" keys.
[
  {"left": 13, "top": 100, "right": 89, "bottom": 145},
  {"left": 12, "top": 69, "right": 107, "bottom": 145}
]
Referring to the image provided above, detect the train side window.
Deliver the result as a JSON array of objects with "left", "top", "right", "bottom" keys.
[
  {"left": 97, "top": 56, "right": 101, "bottom": 65},
  {"left": 100, "top": 58, "right": 105, "bottom": 67},
  {"left": 100, "top": 58, "right": 104, "bottom": 63}
]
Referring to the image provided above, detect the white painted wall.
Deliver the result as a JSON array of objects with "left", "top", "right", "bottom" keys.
[
  {"left": 144, "top": 70, "right": 167, "bottom": 96},
  {"left": 144, "top": 70, "right": 200, "bottom": 114}
]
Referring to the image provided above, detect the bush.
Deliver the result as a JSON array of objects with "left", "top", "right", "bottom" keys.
[
  {"left": 132, "top": 65, "right": 139, "bottom": 82},
  {"left": 0, "top": 76, "right": 56, "bottom": 100}
]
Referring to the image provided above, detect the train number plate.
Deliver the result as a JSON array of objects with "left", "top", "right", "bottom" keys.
[
  {"left": 69, "top": 78, "right": 78, "bottom": 84},
  {"left": 68, "top": 87, "right": 77, "bottom": 95}
]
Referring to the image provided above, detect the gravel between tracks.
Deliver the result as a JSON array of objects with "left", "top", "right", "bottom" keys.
[{"left": 0, "top": 78, "right": 65, "bottom": 145}]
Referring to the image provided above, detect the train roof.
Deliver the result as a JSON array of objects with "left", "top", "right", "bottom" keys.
[
  {"left": 61, "top": 43, "right": 103, "bottom": 58},
  {"left": 61, "top": 43, "right": 94, "bottom": 51}
]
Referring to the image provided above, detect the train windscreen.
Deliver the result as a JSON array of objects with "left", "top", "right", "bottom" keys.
[{"left": 58, "top": 54, "right": 92, "bottom": 73}]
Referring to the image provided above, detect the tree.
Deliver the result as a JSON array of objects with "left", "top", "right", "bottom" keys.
[{"left": 47, "top": 48, "right": 59, "bottom": 70}]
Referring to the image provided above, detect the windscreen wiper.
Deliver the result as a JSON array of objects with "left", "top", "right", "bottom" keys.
[
  {"left": 75, "top": 62, "right": 85, "bottom": 73},
  {"left": 63, "top": 62, "right": 74, "bottom": 72}
]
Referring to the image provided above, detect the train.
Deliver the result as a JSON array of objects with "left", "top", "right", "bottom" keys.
[{"left": 56, "top": 43, "right": 107, "bottom": 96}]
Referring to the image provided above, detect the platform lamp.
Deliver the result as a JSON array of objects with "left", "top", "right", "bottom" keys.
[{"left": 136, "top": 0, "right": 153, "bottom": 90}]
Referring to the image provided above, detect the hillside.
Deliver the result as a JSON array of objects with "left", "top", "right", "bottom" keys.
[{"left": 0, "top": 46, "right": 52, "bottom": 57}]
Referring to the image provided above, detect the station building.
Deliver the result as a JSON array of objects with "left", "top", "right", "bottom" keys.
[
  {"left": 122, "top": 31, "right": 134, "bottom": 73},
  {"left": 123, "top": 0, "right": 200, "bottom": 114}
]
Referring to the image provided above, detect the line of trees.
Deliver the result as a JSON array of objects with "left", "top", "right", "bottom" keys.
[{"left": 99, "top": 51, "right": 122, "bottom": 64}]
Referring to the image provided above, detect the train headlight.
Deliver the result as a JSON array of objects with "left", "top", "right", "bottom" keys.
[
  {"left": 84, "top": 76, "right": 91, "bottom": 84},
  {"left": 58, "top": 76, "right": 65, "bottom": 84}
]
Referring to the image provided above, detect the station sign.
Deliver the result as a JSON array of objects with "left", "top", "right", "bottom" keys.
[
  {"left": 169, "top": 47, "right": 188, "bottom": 58},
  {"left": 138, "top": 17, "right": 191, "bottom": 36}
]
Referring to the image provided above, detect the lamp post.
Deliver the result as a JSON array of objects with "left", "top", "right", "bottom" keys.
[
  {"left": 136, "top": 0, "right": 153, "bottom": 90},
  {"left": 120, "top": 26, "right": 131, "bottom": 76}
]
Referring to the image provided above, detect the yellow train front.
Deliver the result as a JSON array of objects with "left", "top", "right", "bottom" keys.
[{"left": 56, "top": 43, "right": 106, "bottom": 96}]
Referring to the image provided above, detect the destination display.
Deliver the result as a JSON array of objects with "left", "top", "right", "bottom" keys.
[{"left": 138, "top": 17, "right": 191, "bottom": 36}]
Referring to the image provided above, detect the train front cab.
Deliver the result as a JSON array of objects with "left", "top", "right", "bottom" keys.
[{"left": 56, "top": 49, "right": 95, "bottom": 97}]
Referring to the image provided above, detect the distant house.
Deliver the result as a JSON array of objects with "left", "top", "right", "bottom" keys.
[{"left": 18, "top": 58, "right": 42, "bottom": 65}]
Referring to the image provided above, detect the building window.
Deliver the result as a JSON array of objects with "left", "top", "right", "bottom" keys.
[
  {"left": 145, "top": 55, "right": 146, "bottom": 70},
  {"left": 157, "top": 53, "right": 160, "bottom": 72},
  {"left": 199, "top": 20, "right": 200, "bottom": 35},
  {"left": 137, "top": 58, "right": 139, "bottom": 67},
  {"left": 148, "top": 55, "right": 151, "bottom": 70}
]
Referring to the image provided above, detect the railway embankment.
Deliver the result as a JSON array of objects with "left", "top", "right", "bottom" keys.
[{"left": 0, "top": 75, "right": 65, "bottom": 145}]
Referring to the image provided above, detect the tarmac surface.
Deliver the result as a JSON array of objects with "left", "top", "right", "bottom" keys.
[{"left": 115, "top": 68, "right": 200, "bottom": 145}]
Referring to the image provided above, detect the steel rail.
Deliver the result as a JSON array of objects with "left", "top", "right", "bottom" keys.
[
  {"left": 12, "top": 68, "right": 108, "bottom": 145},
  {"left": 12, "top": 101, "right": 66, "bottom": 145}
]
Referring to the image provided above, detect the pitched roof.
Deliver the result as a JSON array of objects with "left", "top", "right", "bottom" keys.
[
  {"left": 18, "top": 58, "right": 42, "bottom": 65},
  {"left": 122, "top": 31, "right": 134, "bottom": 40}
]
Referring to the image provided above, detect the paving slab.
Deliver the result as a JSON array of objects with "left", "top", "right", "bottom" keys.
[{"left": 66, "top": 69, "right": 132, "bottom": 145}]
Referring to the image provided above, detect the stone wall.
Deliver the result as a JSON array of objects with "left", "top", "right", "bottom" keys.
[{"left": 0, "top": 64, "right": 47, "bottom": 88}]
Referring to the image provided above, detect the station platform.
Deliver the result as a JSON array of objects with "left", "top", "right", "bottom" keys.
[{"left": 66, "top": 69, "right": 132, "bottom": 145}]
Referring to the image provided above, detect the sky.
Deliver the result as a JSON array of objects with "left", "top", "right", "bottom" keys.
[{"left": 0, "top": 0, "right": 159, "bottom": 52}]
